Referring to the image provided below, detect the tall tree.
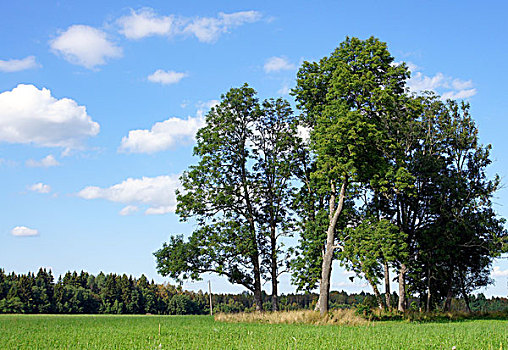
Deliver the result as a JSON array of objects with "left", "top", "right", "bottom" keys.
[
  {"left": 292, "top": 37, "right": 409, "bottom": 314},
  {"left": 252, "top": 98, "right": 298, "bottom": 310},
  {"left": 154, "top": 84, "right": 298, "bottom": 311}
]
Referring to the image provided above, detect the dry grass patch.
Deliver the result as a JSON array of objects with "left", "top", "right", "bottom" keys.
[{"left": 214, "top": 309, "right": 367, "bottom": 326}]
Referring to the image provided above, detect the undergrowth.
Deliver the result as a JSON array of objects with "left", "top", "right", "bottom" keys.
[{"left": 214, "top": 309, "right": 368, "bottom": 326}]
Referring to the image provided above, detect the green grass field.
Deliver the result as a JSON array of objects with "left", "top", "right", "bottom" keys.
[{"left": 0, "top": 314, "right": 506, "bottom": 349}]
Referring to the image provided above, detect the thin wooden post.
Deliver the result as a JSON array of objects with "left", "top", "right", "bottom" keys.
[{"left": 208, "top": 280, "right": 213, "bottom": 316}]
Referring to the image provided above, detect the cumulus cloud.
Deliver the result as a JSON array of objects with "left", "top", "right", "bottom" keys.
[
  {"left": 403, "top": 62, "right": 477, "bottom": 101},
  {"left": 117, "top": 8, "right": 262, "bottom": 43},
  {"left": 118, "top": 8, "right": 174, "bottom": 39},
  {"left": 119, "top": 101, "right": 217, "bottom": 154},
  {"left": 26, "top": 155, "right": 60, "bottom": 168},
  {"left": 11, "top": 226, "right": 39, "bottom": 236},
  {"left": 78, "top": 175, "right": 180, "bottom": 215},
  {"left": 0, "top": 56, "right": 39, "bottom": 72},
  {"left": 50, "top": 25, "right": 122, "bottom": 69},
  {"left": 492, "top": 266, "right": 508, "bottom": 277},
  {"left": 119, "top": 116, "right": 204, "bottom": 154},
  {"left": 147, "top": 70, "right": 187, "bottom": 85},
  {"left": 28, "top": 182, "right": 51, "bottom": 194},
  {"left": 264, "top": 56, "right": 296, "bottom": 73},
  {"left": 0, "top": 84, "right": 99, "bottom": 148}
]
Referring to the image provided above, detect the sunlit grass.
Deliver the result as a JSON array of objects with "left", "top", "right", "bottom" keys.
[
  {"left": 215, "top": 309, "right": 367, "bottom": 325},
  {"left": 0, "top": 314, "right": 506, "bottom": 349}
]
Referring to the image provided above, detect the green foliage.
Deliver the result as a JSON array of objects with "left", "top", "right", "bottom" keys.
[{"left": 167, "top": 294, "right": 197, "bottom": 315}]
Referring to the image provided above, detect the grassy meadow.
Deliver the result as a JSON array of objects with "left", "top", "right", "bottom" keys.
[{"left": 1, "top": 314, "right": 507, "bottom": 349}]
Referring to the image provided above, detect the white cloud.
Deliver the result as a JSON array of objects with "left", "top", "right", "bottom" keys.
[
  {"left": 11, "top": 226, "right": 39, "bottom": 236},
  {"left": 26, "top": 154, "right": 60, "bottom": 168},
  {"left": 147, "top": 70, "right": 187, "bottom": 85},
  {"left": 118, "top": 8, "right": 174, "bottom": 39},
  {"left": 78, "top": 175, "right": 180, "bottom": 215},
  {"left": 50, "top": 25, "right": 122, "bottom": 69},
  {"left": 264, "top": 56, "right": 296, "bottom": 73},
  {"left": 0, "top": 56, "right": 39, "bottom": 72},
  {"left": 119, "top": 205, "right": 139, "bottom": 216},
  {"left": 277, "top": 83, "right": 291, "bottom": 95},
  {"left": 451, "top": 78, "right": 473, "bottom": 91},
  {"left": 28, "top": 182, "right": 51, "bottom": 194},
  {"left": 297, "top": 125, "right": 310, "bottom": 143},
  {"left": 183, "top": 11, "right": 262, "bottom": 43},
  {"left": 117, "top": 8, "right": 262, "bottom": 43},
  {"left": 408, "top": 71, "right": 447, "bottom": 92},
  {"left": 404, "top": 62, "right": 477, "bottom": 101},
  {"left": 0, "top": 84, "right": 99, "bottom": 148},
  {"left": 119, "top": 99, "right": 221, "bottom": 155},
  {"left": 492, "top": 266, "right": 508, "bottom": 277},
  {"left": 119, "top": 116, "right": 204, "bottom": 154},
  {"left": 441, "top": 88, "right": 477, "bottom": 100}
]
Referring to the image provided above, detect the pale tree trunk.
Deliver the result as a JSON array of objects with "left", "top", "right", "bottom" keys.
[
  {"left": 426, "top": 265, "right": 432, "bottom": 312},
  {"left": 398, "top": 264, "right": 407, "bottom": 312},
  {"left": 384, "top": 261, "right": 391, "bottom": 310},
  {"left": 319, "top": 177, "right": 348, "bottom": 316},
  {"left": 314, "top": 294, "right": 321, "bottom": 311},
  {"left": 271, "top": 226, "right": 278, "bottom": 311}
]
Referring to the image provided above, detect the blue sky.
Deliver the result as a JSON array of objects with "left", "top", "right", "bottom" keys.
[{"left": 1, "top": 0, "right": 507, "bottom": 297}]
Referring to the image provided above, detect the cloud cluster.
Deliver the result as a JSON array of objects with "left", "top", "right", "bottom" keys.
[
  {"left": 28, "top": 182, "right": 51, "bottom": 194},
  {"left": 0, "top": 84, "right": 100, "bottom": 148},
  {"left": 50, "top": 25, "right": 122, "bottom": 69},
  {"left": 118, "top": 9, "right": 262, "bottom": 43},
  {"left": 11, "top": 226, "right": 39, "bottom": 236},
  {"left": 26, "top": 155, "right": 60, "bottom": 168},
  {"left": 147, "top": 70, "right": 187, "bottom": 85},
  {"left": 0, "top": 56, "right": 39, "bottom": 72},
  {"left": 264, "top": 56, "right": 295, "bottom": 73},
  {"left": 49, "top": 9, "right": 261, "bottom": 69},
  {"left": 78, "top": 175, "right": 181, "bottom": 215},
  {"left": 404, "top": 62, "right": 477, "bottom": 100}
]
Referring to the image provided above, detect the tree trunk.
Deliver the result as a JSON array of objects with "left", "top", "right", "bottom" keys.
[
  {"left": 398, "top": 264, "right": 406, "bottom": 312},
  {"left": 444, "top": 286, "right": 453, "bottom": 311},
  {"left": 314, "top": 294, "right": 321, "bottom": 311},
  {"left": 252, "top": 255, "right": 263, "bottom": 312},
  {"left": 271, "top": 226, "right": 278, "bottom": 311},
  {"left": 319, "top": 178, "right": 348, "bottom": 316},
  {"left": 462, "top": 289, "right": 471, "bottom": 313},
  {"left": 384, "top": 261, "right": 391, "bottom": 310},
  {"left": 368, "top": 278, "right": 384, "bottom": 309},
  {"left": 426, "top": 265, "right": 432, "bottom": 312}
]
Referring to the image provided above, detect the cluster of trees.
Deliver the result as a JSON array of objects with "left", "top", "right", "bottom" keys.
[
  {"left": 0, "top": 268, "right": 207, "bottom": 315},
  {"left": 2, "top": 268, "right": 506, "bottom": 314},
  {"left": 154, "top": 37, "right": 507, "bottom": 314}
]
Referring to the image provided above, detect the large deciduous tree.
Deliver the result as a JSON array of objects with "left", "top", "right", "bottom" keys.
[
  {"left": 154, "top": 84, "right": 298, "bottom": 311},
  {"left": 291, "top": 37, "right": 409, "bottom": 314}
]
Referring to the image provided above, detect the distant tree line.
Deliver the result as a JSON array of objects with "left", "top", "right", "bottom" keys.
[{"left": 1, "top": 268, "right": 506, "bottom": 314}]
